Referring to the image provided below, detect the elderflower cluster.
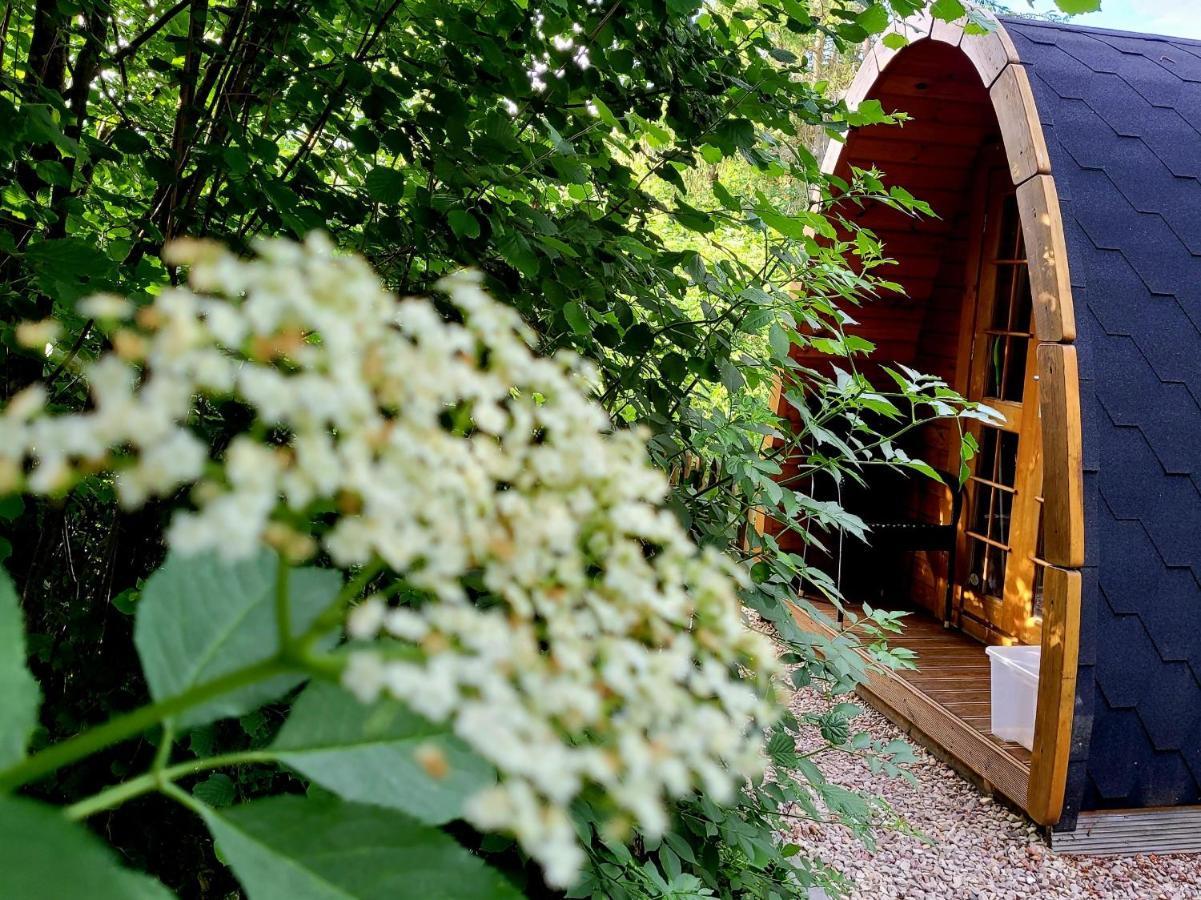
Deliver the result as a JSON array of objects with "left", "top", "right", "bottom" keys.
[{"left": 0, "top": 235, "right": 779, "bottom": 886}]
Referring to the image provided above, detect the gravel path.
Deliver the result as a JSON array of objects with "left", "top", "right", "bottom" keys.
[{"left": 785, "top": 687, "right": 1201, "bottom": 899}]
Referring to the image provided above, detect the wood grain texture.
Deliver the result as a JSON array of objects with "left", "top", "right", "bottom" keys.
[
  {"left": 791, "top": 601, "right": 1032, "bottom": 811},
  {"left": 1052, "top": 807, "right": 1201, "bottom": 855},
  {"left": 990, "top": 64, "right": 1053, "bottom": 186},
  {"left": 871, "top": 11, "right": 933, "bottom": 75},
  {"left": 1036, "top": 344, "right": 1086, "bottom": 567},
  {"left": 930, "top": 15, "right": 964, "bottom": 48},
  {"left": 1028, "top": 566, "right": 1081, "bottom": 825},
  {"left": 960, "top": 17, "right": 1022, "bottom": 87},
  {"left": 1016, "top": 174, "right": 1077, "bottom": 343}
]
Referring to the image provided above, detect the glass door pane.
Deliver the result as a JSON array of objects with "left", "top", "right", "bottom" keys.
[{"left": 954, "top": 159, "right": 1044, "bottom": 645}]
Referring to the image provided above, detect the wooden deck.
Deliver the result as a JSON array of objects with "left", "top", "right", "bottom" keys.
[{"left": 793, "top": 599, "right": 1033, "bottom": 815}]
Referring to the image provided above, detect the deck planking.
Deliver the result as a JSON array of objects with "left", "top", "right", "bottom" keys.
[{"left": 801, "top": 599, "right": 1033, "bottom": 767}]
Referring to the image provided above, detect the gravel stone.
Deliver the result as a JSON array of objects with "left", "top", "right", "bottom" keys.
[{"left": 784, "top": 687, "right": 1201, "bottom": 899}]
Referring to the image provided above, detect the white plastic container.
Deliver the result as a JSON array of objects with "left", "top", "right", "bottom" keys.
[{"left": 985, "top": 644, "right": 1042, "bottom": 751}]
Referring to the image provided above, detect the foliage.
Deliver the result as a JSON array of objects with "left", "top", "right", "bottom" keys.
[
  {"left": 0, "top": 0, "right": 1091, "bottom": 896},
  {"left": 0, "top": 241, "right": 782, "bottom": 896}
]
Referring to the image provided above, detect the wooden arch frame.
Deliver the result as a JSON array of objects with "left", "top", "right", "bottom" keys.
[{"left": 823, "top": 12, "right": 1086, "bottom": 826}]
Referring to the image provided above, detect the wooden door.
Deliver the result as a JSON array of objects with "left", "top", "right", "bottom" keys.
[{"left": 954, "top": 158, "right": 1047, "bottom": 646}]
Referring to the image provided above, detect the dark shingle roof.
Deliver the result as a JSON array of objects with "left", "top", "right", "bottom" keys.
[{"left": 1000, "top": 17, "right": 1201, "bottom": 816}]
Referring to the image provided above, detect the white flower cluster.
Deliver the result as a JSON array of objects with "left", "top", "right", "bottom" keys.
[{"left": 0, "top": 235, "right": 779, "bottom": 886}]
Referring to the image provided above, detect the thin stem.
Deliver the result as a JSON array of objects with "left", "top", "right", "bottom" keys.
[
  {"left": 160, "top": 779, "right": 208, "bottom": 816},
  {"left": 65, "top": 749, "right": 274, "bottom": 821},
  {"left": 0, "top": 657, "right": 290, "bottom": 792},
  {"left": 296, "top": 557, "right": 384, "bottom": 651},
  {"left": 151, "top": 720, "right": 175, "bottom": 773}
]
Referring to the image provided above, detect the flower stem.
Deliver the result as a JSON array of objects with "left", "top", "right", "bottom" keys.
[
  {"left": 296, "top": 557, "right": 384, "bottom": 651},
  {"left": 0, "top": 658, "right": 291, "bottom": 793},
  {"left": 152, "top": 720, "right": 175, "bottom": 773},
  {"left": 160, "top": 779, "right": 208, "bottom": 816},
  {"left": 64, "top": 750, "right": 275, "bottom": 821}
]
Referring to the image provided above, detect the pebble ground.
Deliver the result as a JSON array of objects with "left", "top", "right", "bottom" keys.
[{"left": 785, "top": 687, "right": 1201, "bottom": 899}]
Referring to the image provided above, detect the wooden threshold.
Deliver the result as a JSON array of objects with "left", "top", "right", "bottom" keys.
[
  {"left": 1052, "top": 807, "right": 1201, "bottom": 856},
  {"left": 791, "top": 600, "right": 1032, "bottom": 816}
]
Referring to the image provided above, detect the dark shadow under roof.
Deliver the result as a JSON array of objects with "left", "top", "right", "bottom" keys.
[{"left": 999, "top": 17, "right": 1201, "bottom": 816}]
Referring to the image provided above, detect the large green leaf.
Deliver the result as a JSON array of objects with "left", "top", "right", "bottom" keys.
[
  {"left": 134, "top": 550, "right": 340, "bottom": 727},
  {"left": 0, "top": 797, "right": 172, "bottom": 899},
  {"left": 0, "top": 567, "right": 38, "bottom": 768},
  {"left": 272, "top": 681, "right": 493, "bottom": 825},
  {"left": 200, "top": 795, "right": 523, "bottom": 899},
  {"left": 447, "top": 208, "right": 481, "bottom": 240},
  {"left": 364, "top": 167, "right": 405, "bottom": 205}
]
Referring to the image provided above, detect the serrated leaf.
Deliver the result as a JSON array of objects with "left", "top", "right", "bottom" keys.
[
  {"left": 0, "top": 567, "right": 38, "bottom": 768},
  {"left": 768, "top": 323, "right": 791, "bottom": 362},
  {"left": 1054, "top": 0, "right": 1100, "bottom": 11},
  {"left": 719, "top": 360, "right": 744, "bottom": 394},
  {"left": 855, "top": 3, "right": 889, "bottom": 34},
  {"left": 929, "top": 0, "right": 965, "bottom": 21},
  {"left": 754, "top": 201, "right": 807, "bottom": 239},
  {"left": 199, "top": 795, "right": 523, "bottom": 899},
  {"left": 447, "top": 208, "right": 481, "bottom": 240},
  {"left": 193, "top": 773, "right": 236, "bottom": 808},
  {"left": 134, "top": 550, "right": 340, "bottom": 728},
  {"left": 364, "top": 167, "right": 405, "bottom": 204},
  {"left": 272, "top": 681, "right": 493, "bottom": 825},
  {"left": 0, "top": 797, "right": 172, "bottom": 899}
]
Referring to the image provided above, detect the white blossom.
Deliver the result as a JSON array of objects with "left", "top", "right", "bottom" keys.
[{"left": 0, "top": 235, "right": 779, "bottom": 887}]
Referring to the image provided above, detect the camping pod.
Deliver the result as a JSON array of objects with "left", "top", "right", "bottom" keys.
[{"left": 778, "top": 12, "right": 1201, "bottom": 853}]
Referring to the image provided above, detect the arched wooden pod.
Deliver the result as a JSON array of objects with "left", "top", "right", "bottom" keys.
[{"left": 811, "top": 10, "right": 1086, "bottom": 827}]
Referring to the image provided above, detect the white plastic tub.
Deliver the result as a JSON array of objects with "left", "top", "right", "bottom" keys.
[{"left": 985, "top": 644, "right": 1041, "bottom": 751}]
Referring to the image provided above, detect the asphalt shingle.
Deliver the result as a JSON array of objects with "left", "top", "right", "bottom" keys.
[{"left": 1003, "top": 16, "right": 1201, "bottom": 814}]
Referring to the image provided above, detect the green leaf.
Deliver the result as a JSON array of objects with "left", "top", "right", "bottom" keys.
[
  {"left": 881, "top": 32, "right": 909, "bottom": 50},
  {"left": 447, "top": 208, "right": 481, "bottom": 240},
  {"left": 929, "top": 0, "right": 965, "bottom": 21},
  {"left": 272, "top": 681, "right": 494, "bottom": 825},
  {"left": 563, "top": 301, "right": 590, "bottom": 336},
  {"left": 768, "top": 323, "right": 791, "bottom": 362},
  {"left": 111, "top": 126, "right": 152, "bottom": 155},
  {"left": 673, "top": 202, "right": 714, "bottom": 234},
  {"left": 349, "top": 124, "right": 379, "bottom": 155},
  {"left": 755, "top": 204, "right": 806, "bottom": 240},
  {"left": 193, "top": 773, "right": 237, "bottom": 808},
  {"left": 0, "top": 797, "right": 172, "bottom": 899},
  {"left": 855, "top": 3, "right": 889, "bottom": 34},
  {"left": 134, "top": 550, "right": 340, "bottom": 728},
  {"left": 365, "top": 167, "right": 405, "bottom": 205},
  {"left": 1054, "top": 0, "right": 1100, "bottom": 11},
  {"left": 23, "top": 237, "right": 110, "bottom": 275},
  {"left": 34, "top": 159, "right": 70, "bottom": 187},
  {"left": 659, "top": 352, "right": 687, "bottom": 383},
  {"left": 199, "top": 795, "right": 523, "bottom": 899},
  {"left": 719, "top": 360, "right": 744, "bottom": 394},
  {"left": 0, "top": 567, "right": 38, "bottom": 768}
]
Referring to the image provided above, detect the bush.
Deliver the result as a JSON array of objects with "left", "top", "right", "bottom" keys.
[{"left": 0, "top": 0, "right": 1091, "bottom": 895}]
